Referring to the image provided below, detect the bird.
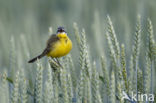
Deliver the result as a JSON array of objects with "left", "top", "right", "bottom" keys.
[{"left": 28, "top": 27, "right": 72, "bottom": 63}]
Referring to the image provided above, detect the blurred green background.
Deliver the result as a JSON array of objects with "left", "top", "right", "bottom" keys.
[{"left": 0, "top": 0, "right": 156, "bottom": 70}]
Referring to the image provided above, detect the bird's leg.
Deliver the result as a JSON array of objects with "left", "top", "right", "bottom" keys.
[
  {"left": 52, "top": 58, "right": 57, "bottom": 63},
  {"left": 55, "top": 58, "right": 63, "bottom": 68},
  {"left": 51, "top": 58, "right": 62, "bottom": 68}
]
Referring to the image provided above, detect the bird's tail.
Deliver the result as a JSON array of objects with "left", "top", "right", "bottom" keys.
[{"left": 28, "top": 53, "right": 45, "bottom": 63}]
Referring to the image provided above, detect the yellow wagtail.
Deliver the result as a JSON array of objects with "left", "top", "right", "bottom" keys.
[{"left": 28, "top": 27, "right": 72, "bottom": 63}]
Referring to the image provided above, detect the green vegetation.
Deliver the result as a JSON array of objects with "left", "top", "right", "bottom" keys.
[{"left": 0, "top": 0, "right": 156, "bottom": 103}]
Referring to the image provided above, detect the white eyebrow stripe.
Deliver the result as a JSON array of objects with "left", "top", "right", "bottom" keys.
[{"left": 57, "top": 32, "right": 67, "bottom": 35}]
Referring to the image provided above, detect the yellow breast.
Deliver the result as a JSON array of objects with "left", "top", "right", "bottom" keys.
[{"left": 47, "top": 33, "right": 72, "bottom": 58}]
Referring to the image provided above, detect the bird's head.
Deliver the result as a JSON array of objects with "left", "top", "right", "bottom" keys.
[
  {"left": 57, "top": 27, "right": 66, "bottom": 33},
  {"left": 56, "top": 27, "right": 67, "bottom": 38}
]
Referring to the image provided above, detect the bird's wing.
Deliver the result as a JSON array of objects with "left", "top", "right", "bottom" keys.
[
  {"left": 46, "top": 34, "right": 60, "bottom": 50},
  {"left": 28, "top": 34, "right": 60, "bottom": 63}
]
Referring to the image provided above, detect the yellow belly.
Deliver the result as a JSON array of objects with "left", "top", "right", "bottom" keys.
[{"left": 46, "top": 39, "right": 72, "bottom": 58}]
